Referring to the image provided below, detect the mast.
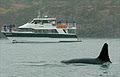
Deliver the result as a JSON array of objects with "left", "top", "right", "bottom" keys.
[{"left": 37, "top": 10, "right": 42, "bottom": 18}]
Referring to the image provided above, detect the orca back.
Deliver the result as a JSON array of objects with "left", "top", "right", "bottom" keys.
[{"left": 97, "top": 43, "right": 111, "bottom": 63}]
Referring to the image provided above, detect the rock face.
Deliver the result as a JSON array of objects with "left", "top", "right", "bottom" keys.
[
  {"left": 0, "top": 0, "right": 120, "bottom": 38},
  {"left": 0, "top": 32, "right": 7, "bottom": 39}
]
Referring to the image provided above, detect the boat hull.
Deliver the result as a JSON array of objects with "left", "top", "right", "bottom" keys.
[
  {"left": 3, "top": 32, "right": 79, "bottom": 43},
  {"left": 3, "top": 32, "right": 77, "bottom": 38}
]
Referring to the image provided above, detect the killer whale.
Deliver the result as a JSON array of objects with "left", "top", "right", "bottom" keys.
[{"left": 61, "top": 43, "right": 112, "bottom": 64}]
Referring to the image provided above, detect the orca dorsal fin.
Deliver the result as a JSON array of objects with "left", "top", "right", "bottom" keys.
[{"left": 97, "top": 43, "right": 111, "bottom": 62}]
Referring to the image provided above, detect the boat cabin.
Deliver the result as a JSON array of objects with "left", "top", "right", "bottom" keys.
[{"left": 2, "top": 16, "right": 77, "bottom": 35}]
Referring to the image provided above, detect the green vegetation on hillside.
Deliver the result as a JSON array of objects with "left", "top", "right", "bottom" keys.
[{"left": 0, "top": 0, "right": 120, "bottom": 38}]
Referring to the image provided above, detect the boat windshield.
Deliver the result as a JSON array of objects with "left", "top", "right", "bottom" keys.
[
  {"left": 31, "top": 20, "right": 56, "bottom": 25},
  {"left": 31, "top": 20, "right": 41, "bottom": 24}
]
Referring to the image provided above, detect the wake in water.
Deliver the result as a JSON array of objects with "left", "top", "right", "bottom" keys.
[
  {"left": 19, "top": 61, "right": 65, "bottom": 67},
  {"left": 17, "top": 60, "right": 111, "bottom": 68}
]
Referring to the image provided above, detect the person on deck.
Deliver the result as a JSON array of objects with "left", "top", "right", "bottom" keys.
[
  {"left": 3, "top": 25, "right": 7, "bottom": 32},
  {"left": 7, "top": 24, "right": 12, "bottom": 32}
]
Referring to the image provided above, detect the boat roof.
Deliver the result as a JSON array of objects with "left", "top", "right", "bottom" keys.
[{"left": 33, "top": 18, "right": 57, "bottom": 21}]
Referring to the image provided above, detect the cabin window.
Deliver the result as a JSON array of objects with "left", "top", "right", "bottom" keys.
[
  {"left": 43, "top": 20, "right": 50, "bottom": 23},
  {"left": 18, "top": 28, "right": 33, "bottom": 32},
  {"left": 68, "top": 29, "right": 76, "bottom": 34},
  {"left": 42, "top": 20, "right": 56, "bottom": 25},
  {"left": 52, "top": 29, "right": 58, "bottom": 33},
  {"left": 32, "top": 20, "right": 41, "bottom": 24},
  {"left": 34, "top": 29, "right": 58, "bottom": 34}
]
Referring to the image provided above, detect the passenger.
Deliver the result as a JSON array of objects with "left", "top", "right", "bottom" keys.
[
  {"left": 3, "top": 25, "right": 7, "bottom": 32},
  {"left": 73, "top": 21, "right": 76, "bottom": 27},
  {"left": 58, "top": 21, "right": 62, "bottom": 25},
  {"left": 7, "top": 24, "right": 12, "bottom": 32},
  {"left": 12, "top": 24, "right": 16, "bottom": 31}
]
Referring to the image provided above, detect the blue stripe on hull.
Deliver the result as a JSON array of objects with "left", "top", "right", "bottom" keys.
[{"left": 3, "top": 33, "right": 77, "bottom": 38}]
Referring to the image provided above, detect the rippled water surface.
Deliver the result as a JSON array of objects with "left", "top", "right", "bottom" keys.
[{"left": 0, "top": 38, "right": 120, "bottom": 77}]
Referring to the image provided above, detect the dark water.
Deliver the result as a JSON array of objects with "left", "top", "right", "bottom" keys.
[{"left": 0, "top": 38, "right": 120, "bottom": 77}]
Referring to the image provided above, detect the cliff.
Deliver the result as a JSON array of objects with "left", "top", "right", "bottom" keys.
[{"left": 0, "top": 0, "right": 120, "bottom": 38}]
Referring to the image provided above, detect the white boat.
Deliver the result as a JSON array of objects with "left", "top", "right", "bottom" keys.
[{"left": 2, "top": 14, "right": 81, "bottom": 43}]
